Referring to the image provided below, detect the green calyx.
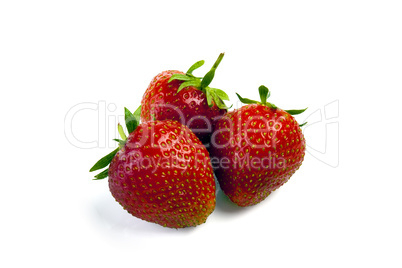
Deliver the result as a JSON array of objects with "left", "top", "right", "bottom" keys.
[
  {"left": 236, "top": 85, "right": 308, "bottom": 126},
  {"left": 168, "top": 53, "right": 231, "bottom": 110},
  {"left": 236, "top": 85, "right": 277, "bottom": 109},
  {"left": 89, "top": 105, "right": 141, "bottom": 180}
]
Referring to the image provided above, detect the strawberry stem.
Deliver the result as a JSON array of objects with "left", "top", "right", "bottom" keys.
[
  {"left": 258, "top": 85, "right": 269, "bottom": 104},
  {"left": 200, "top": 53, "right": 224, "bottom": 90}
]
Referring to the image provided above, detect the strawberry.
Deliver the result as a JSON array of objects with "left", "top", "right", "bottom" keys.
[
  {"left": 140, "top": 53, "right": 230, "bottom": 144},
  {"left": 90, "top": 107, "right": 216, "bottom": 228},
  {"left": 209, "top": 86, "right": 307, "bottom": 207}
]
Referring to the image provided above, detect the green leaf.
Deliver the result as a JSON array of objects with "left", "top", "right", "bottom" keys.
[
  {"left": 93, "top": 168, "right": 109, "bottom": 180},
  {"left": 200, "top": 69, "right": 215, "bottom": 89},
  {"left": 208, "top": 88, "right": 231, "bottom": 109},
  {"left": 211, "top": 88, "right": 229, "bottom": 101},
  {"left": 269, "top": 103, "right": 277, "bottom": 109},
  {"left": 235, "top": 93, "right": 259, "bottom": 104},
  {"left": 186, "top": 60, "right": 205, "bottom": 75},
  {"left": 299, "top": 122, "right": 308, "bottom": 127},
  {"left": 214, "top": 96, "right": 231, "bottom": 110},
  {"left": 206, "top": 88, "right": 213, "bottom": 107},
  {"left": 113, "top": 138, "right": 126, "bottom": 147},
  {"left": 258, "top": 85, "right": 269, "bottom": 104},
  {"left": 285, "top": 108, "right": 308, "bottom": 115},
  {"left": 89, "top": 147, "right": 119, "bottom": 172},
  {"left": 168, "top": 73, "right": 192, "bottom": 83},
  {"left": 209, "top": 90, "right": 218, "bottom": 106},
  {"left": 124, "top": 107, "right": 138, "bottom": 134},
  {"left": 118, "top": 123, "right": 127, "bottom": 140},
  {"left": 133, "top": 105, "right": 141, "bottom": 124},
  {"left": 177, "top": 80, "right": 200, "bottom": 93}
]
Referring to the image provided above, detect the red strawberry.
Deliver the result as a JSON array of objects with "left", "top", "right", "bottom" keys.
[
  {"left": 209, "top": 86, "right": 307, "bottom": 207},
  {"left": 90, "top": 107, "right": 216, "bottom": 228},
  {"left": 140, "top": 53, "right": 230, "bottom": 144}
]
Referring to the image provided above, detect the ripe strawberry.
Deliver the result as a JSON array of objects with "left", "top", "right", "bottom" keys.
[
  {"left": 209, "top": 86, "right": 307, "bottom": 207},
  {"left": 140, "top": 53, "right": 230, "bottom": 144},
  {"left": 90, "top": 107, "right": 216, "bottom": 228}
]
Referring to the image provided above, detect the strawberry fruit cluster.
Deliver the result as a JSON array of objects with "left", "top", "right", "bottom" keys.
[{"left": 90, "top": 54, "right": 307, "bottom": 228}]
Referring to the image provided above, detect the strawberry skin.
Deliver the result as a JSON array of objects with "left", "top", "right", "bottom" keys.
[
  {"left": 141, "top": 70, "right": 226, "bottom": 143},
  {"left": 108, "top": 120, "right": 216, "bottom": 228},
  {"left": 210, "top": 104, "right": 306, "bottom": 207}
]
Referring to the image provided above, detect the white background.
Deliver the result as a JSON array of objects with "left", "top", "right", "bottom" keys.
[{"left": 1, "top": 1, "right": 401, "bottom": 267}]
